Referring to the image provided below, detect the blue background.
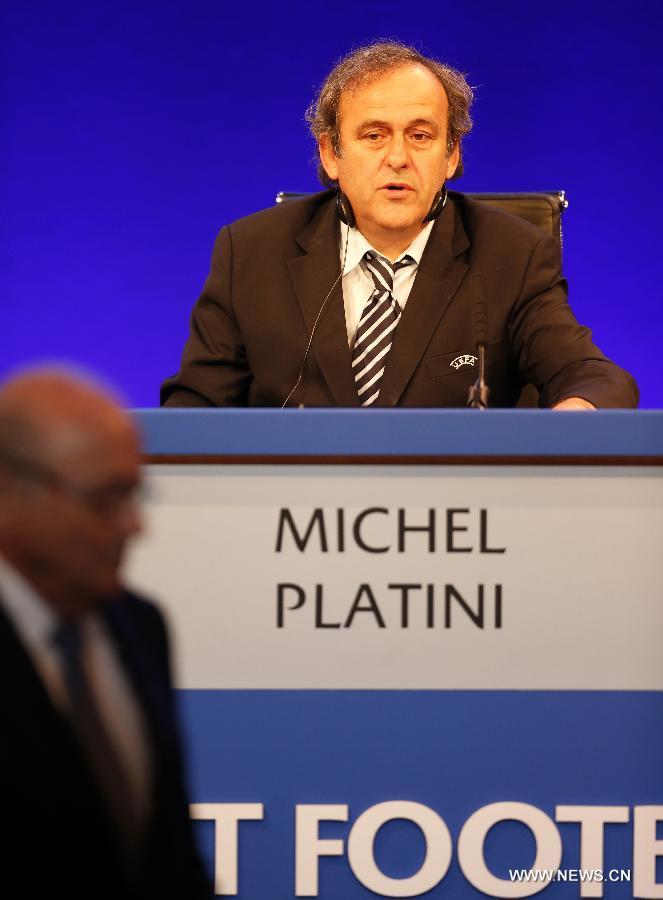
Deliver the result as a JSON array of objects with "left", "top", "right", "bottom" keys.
[{"left": 2, "top": 0, "right": 662, "bottom": 405}]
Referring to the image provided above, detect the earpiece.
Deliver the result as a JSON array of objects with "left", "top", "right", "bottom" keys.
[
  {"left": 336, "top": 191, "right": 356, "bottom": 228},
  {"left": 336, "top": 185, "right": 448, "bottom": 228},
  {"left": 423, "top": 186, "right": 448, "bottom": 222}
]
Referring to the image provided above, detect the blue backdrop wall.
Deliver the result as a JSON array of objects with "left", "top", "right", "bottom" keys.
[{"left": 2, "top": 0, "right": 661, "bottom": 406}]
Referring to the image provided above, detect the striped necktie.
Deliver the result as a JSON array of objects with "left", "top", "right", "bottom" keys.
[{"left": 352, "top": 251, "right": 414, "bottom": 406}]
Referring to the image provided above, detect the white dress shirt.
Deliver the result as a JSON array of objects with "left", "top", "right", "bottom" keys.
[{"left": 340, "top": 220, "right": 435, "bottom": 345}]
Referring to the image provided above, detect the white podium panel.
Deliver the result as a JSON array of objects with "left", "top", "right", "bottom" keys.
[{"left": 128, "top": 464, "right": 663, "bottom": 692}]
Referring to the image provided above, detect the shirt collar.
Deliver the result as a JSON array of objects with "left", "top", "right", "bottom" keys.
[
  {"left": 342, "top": 219, "right": 435, "bottom": 275},
  {"left": 0, "top": 554, "right": 60, "bottom": 652}
]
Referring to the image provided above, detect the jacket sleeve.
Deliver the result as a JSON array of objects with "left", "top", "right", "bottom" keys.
[
  {"left": 507, "top": 233, "right": 639, "bottom": 408},
  {"left": 160, "top": 226, "right": 252, "bottom": 407}
]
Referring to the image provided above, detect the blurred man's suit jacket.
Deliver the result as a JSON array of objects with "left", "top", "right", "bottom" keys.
[{"left": 0, "top": 589, "right": 212, "bottom": 900}]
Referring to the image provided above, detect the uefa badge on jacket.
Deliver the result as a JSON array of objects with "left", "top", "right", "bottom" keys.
[{"left": 450, "top": 353, "right": 478, "bottom": 370}]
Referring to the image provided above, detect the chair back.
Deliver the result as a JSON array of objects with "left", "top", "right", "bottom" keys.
[{"left": 276, "top": 189, "right": 567, "bottom": 256}]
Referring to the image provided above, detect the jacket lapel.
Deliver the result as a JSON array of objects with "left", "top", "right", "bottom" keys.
[
  {"left": 287, "top": 200, "right": 360, "bottom": 406},
  {"left": 377, "top": 197, "right": 470, "bottom": 406},
  {"left": 101, "top": 597, "right": 167, "bottom": 749}
]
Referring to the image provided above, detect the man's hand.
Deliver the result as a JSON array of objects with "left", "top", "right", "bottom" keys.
[{"left": 552, "top": 397, "right": 596, "bottom": 410}]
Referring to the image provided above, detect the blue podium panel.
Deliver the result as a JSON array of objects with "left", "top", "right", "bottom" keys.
[
  {"left": 137, "top": 408, "right": 663, "bottom": 459},
  {"left": 181, "top": 691, "right": 662, "bottom": 899},
  {"left": 129, "top": 411, "right": 663, "bottom": 899}
]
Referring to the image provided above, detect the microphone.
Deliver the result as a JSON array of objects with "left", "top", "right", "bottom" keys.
[{"left": 467, "top": 278, "right": 490, "bottom": 410}]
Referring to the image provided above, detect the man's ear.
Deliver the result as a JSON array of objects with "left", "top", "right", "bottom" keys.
[
  {"left": 0, "top": 470, "right": 17, "bottom": 525},
  {"left": 319, "top": 135, "right": 339, "bottom": 182}
]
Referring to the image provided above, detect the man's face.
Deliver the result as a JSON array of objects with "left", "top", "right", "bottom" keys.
[
  {"left": 1, "top": 413, "right": 143, "bottom": 615},
  {"left": 319, "top": 62, "right": 459, "bottom": 254}
]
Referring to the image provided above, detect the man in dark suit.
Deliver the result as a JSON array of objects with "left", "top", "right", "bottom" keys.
[
  {"left": 0, "top": 369, "right": 212, "bottom": 900},
  {"left": 161, "top": 41, "right": 637, "bottom": 410}
]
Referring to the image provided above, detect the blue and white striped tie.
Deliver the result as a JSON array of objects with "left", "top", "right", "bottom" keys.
[{"left": 352, "top": 251, "right": 414, "bottom": 406}]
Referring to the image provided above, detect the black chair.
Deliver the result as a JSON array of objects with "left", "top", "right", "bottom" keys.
[
  {"left": 276, "top": 190, "right": 567, "bottom": 256},
  {"left": 275, "top": 190, "right": 569, "bottom": 407}
]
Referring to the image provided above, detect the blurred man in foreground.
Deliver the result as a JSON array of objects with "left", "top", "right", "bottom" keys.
[{"left": 0, "top": 368, "right": 211, "bottom": 900}]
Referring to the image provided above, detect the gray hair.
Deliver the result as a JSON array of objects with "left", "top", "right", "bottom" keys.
[{"left": 305, "top": 40, "right": 474, "bottom": 187}]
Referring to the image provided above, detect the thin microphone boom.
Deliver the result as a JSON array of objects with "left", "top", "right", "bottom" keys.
[
  {"left": 467, "top": 279, "right": 490, "bottom": 409},
  {"left": 281, "top": 223, "right": 351, "bottom": 408}
]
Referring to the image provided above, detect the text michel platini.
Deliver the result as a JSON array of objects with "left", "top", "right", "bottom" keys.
[{"left": 274, "top": 506, "right": 506, "bottom": 630}]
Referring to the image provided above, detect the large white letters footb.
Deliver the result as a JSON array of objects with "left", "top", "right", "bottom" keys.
[
  {"left": 295, "top": 804, "right": 349, "bottom": 896},
  {"left": 458, "top": 802, "right": 562, "bottom": 897},
  {"left": 189, "top": 803, "right": 264, "bottom": 896},
  {"left": 347, "top": 801, "right": 452, "bottom": 897}
]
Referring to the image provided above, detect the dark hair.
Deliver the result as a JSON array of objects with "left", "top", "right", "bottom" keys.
[{"left": 305, "top": 40, "right": 474, "bottom": 187}]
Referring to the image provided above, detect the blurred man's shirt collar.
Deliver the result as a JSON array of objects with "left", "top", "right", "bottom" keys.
[
  {"left": 0, "top": 553, "right": 72, "bottom": 708},
  {"left": 0, "top": 554, "right": 59, "bottom": 659}
]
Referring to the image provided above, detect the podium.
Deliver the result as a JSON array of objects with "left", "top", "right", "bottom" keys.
[{"left": 129, "top": 410, "right": 663, "bottom": 899}]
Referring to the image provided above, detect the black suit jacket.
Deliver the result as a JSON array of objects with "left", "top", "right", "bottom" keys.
[
  {"left": 161, "top": 190, "right": 638, "bottom": 409},
  {"left": 0, "top": 590, "right": 212, "bottom": 900}
]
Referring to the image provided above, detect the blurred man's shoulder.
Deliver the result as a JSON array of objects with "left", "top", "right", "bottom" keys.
[{"left": 105, "top": 588, "right": 167, "bottom": 639}]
